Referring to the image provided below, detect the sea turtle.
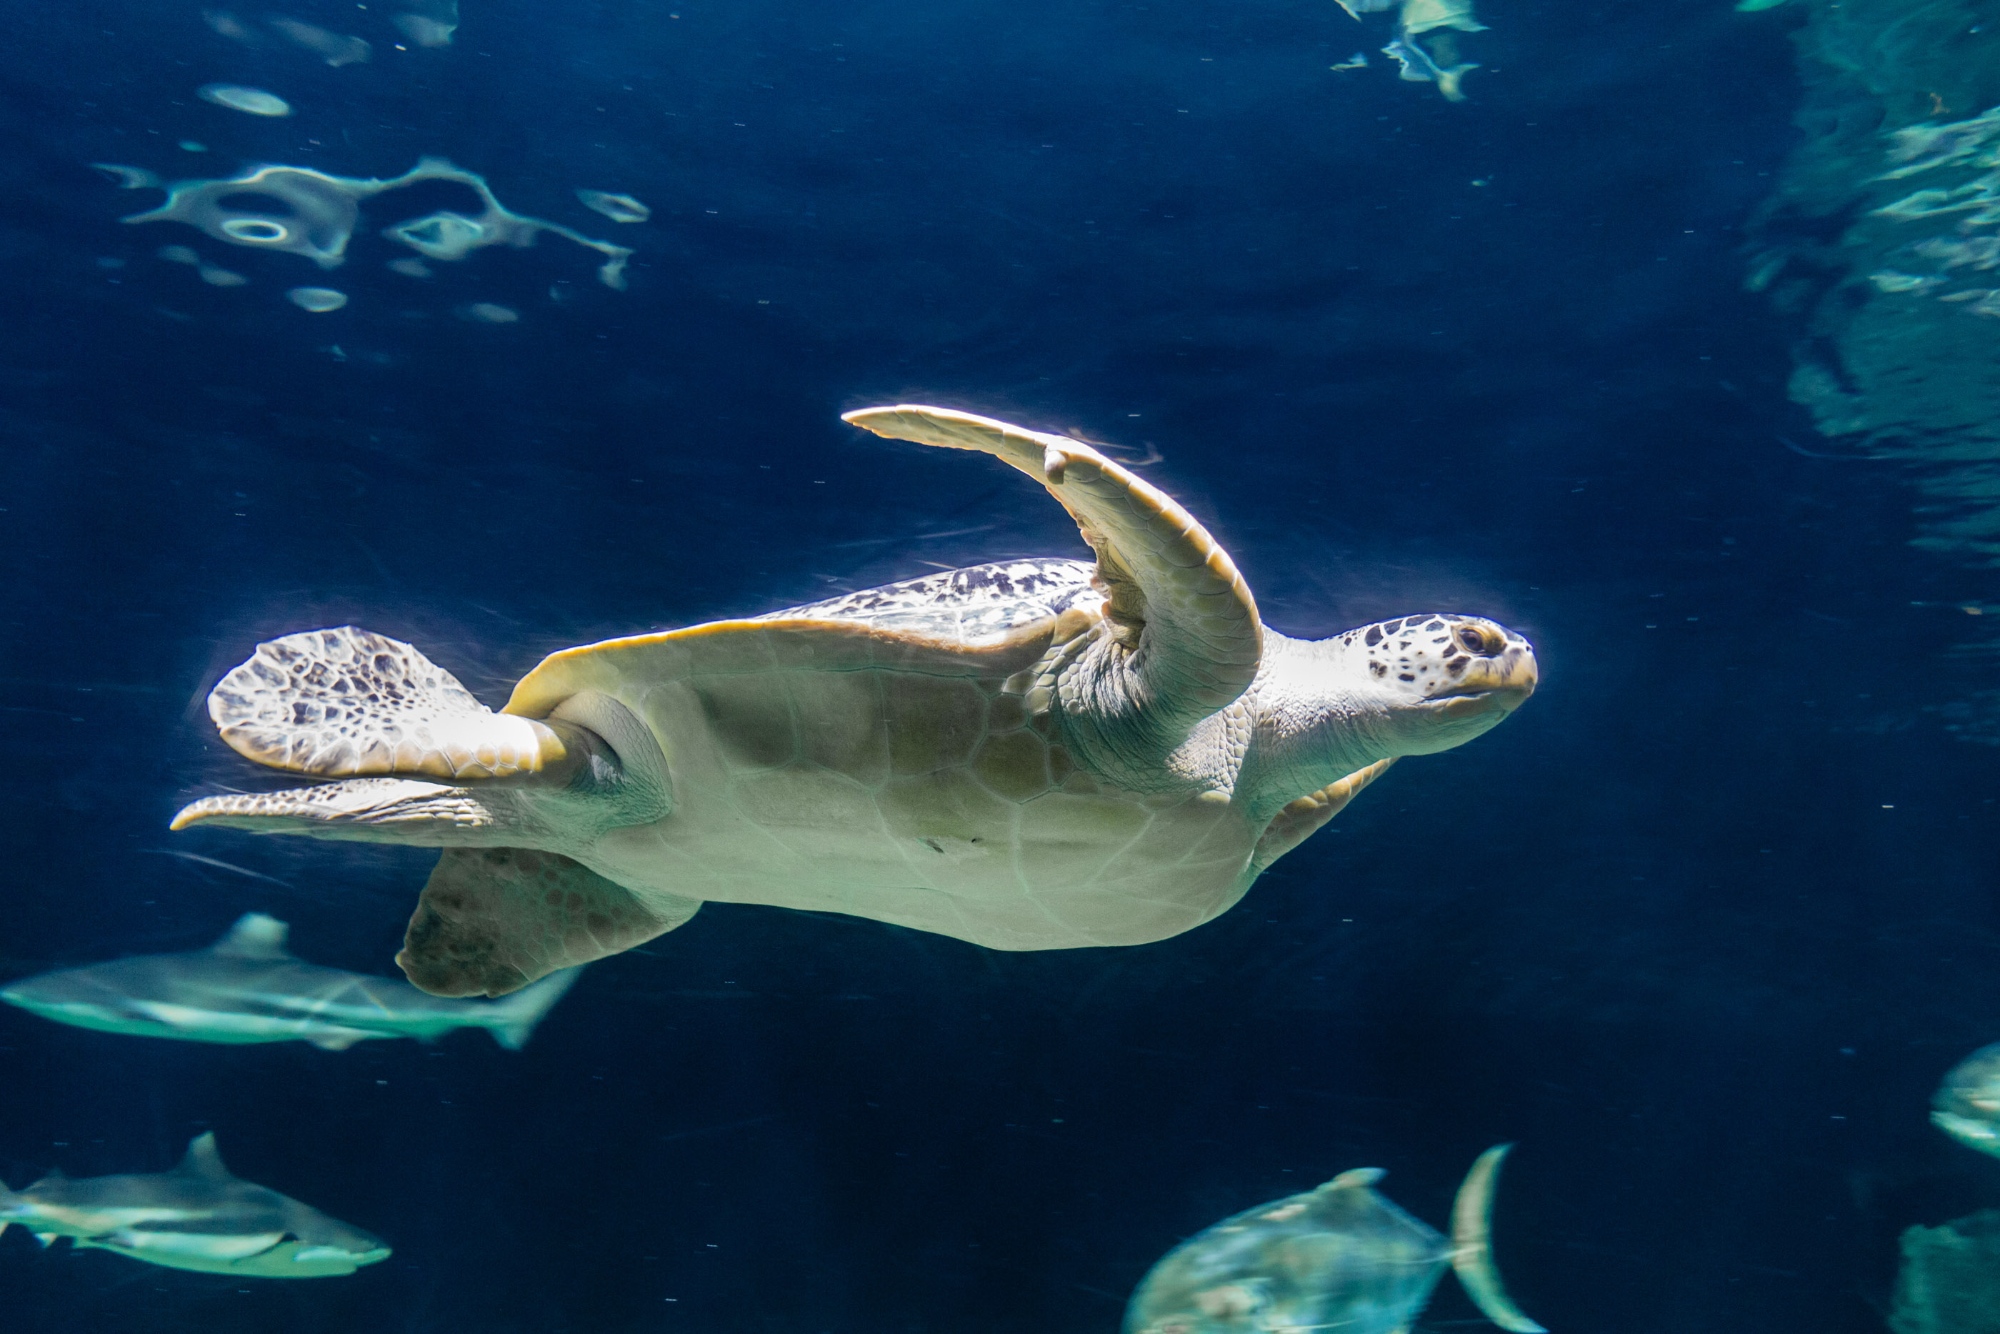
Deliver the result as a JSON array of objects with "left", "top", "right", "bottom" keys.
[{"left": 172, "top": 405, "right": 1537, "bottom": 997}]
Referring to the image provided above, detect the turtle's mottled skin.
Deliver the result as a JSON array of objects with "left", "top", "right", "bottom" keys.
[{"left": 174, "top": 406, "right": 1537, "bottom": 996}]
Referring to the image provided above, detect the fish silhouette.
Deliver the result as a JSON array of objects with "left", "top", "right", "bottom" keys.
[
  {"left": 1126, "top": 1145, "right": 1544, "bottom": 1334},
  {"left": 2, "top": 913, "right": 577, "bottom": 1050},
  {"left": 1934, "top": 1042, "right": 2000, "bottom": 1157},
  {"left": 0, "top": 1133, "right": 389, "bottom": 1278}
]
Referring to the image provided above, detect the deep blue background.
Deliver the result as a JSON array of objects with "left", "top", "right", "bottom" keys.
[{"left": 3, "top": 0, "right": 1999, "bottom": 1330}]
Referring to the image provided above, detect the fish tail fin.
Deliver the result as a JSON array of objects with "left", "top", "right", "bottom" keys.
[
  {"left": 1449, "top": 1144, "right": 1547, "bottom": 1333},
  {"left": 1438, "top": 62, "right": 1480, "bottom": 102},
  {"left": 487, "top": 965, "right": 583, "bottom": 1050}
]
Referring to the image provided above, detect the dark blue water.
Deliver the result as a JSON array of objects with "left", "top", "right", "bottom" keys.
[{"left": 4, "top": 0, "right": 1998, "bottom": 1329}]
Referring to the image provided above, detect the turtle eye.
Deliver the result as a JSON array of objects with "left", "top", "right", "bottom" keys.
[{"left": 1454, "top": 624, "right": 1496, "bottom": 656}]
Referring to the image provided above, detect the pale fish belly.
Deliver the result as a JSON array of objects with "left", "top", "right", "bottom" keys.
[{"left": 576, "top": 672, "right": 1262, "bottom": 951}]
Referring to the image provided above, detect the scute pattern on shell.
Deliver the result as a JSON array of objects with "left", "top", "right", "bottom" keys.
[
  {"left": 207, "top": 627, "right": 497, "bottom": 776},
  {"left": 759, "top": 558, "right": 1101, "bottom": 645}
]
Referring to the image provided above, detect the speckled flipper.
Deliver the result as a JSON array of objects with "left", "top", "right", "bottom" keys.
[
  {"left": 207, "top": 627, "right": 572, "bottom": 780},
  {"left": 397, "top": 847, "right": 700, "bottom": 997},
  {"left": 1248, "top": 758, "right": 1396, "bottom": 874},
  {"left": 842, "top": 406, "right": 1263, "bottom": 722}
]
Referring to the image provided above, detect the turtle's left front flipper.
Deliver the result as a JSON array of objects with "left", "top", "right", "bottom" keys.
[
  {"left": 843, "top": 406, "right": 1263, "bottom": 735},
  {"left": 1248, "top": 758, "right": 1396, "bottom": 875},
  {"left": 399, "top": 848, "right": 700, "bottom": 997}
]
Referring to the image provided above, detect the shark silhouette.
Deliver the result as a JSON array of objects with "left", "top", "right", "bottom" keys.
[
  {"left": 0, "top": 1133, "right": 389, "bottom": 1277},
  {"left": 2, "top": 913, "right": 577, "bottom": 1050}
]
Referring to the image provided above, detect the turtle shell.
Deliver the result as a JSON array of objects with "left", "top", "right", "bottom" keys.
[{"left": 752, "top": 558, "right": 1101, "bottom": 644}]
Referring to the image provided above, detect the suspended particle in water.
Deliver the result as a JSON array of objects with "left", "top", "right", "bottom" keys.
[
  {"left": 288, "top": 286, "right": 348, "bottom": 311},
  {"left": 460, "top": 301, "right": 518, "bottom": 323},
  {"left": 197, "top": 84, "right": 292, "bottom": 116},
  {"left": 159, "top": 245, "right": 200, "bottom": 265},
  {"left": 180, "top": 140, "right": 208, "bottom": 153},
  {"left": 387, "top": 257, "right": 432, "bottom": 278},
  {"left": 199, "top": 265, "right": 249, "bottom": 286},
  {"left": 576, "top": 189, "right": 650, "bottom": 223}
]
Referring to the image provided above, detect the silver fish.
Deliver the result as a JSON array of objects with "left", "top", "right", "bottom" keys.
[
  {"left": 0, "top": 1133, "right": 389, "bottom": 1277},
  {"left": 1380, "top": 33, "right": 1479, "bottom": 102},
  {"left": 1934, "top": 1043, "right": 2000, "bottom": 1157},
  {"left": 2, "top": 913, "right": 577, "bottom": 1050},
  {"left": 1125, "top": 1145, "right": 1544, "bottom": 1334}
]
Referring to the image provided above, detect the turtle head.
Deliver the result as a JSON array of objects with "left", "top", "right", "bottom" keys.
[{"left": 1346, "top": 613, "right": 1537, "bottom": 755}]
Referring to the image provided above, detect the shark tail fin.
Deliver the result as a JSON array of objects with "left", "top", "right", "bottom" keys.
[
  {"left": 0, "top": 1182, "right": 22, "bottom": 1240},
  {"left": 486, "top": 965, "right": 582, "bottom": 1050},
  {"left": 1449, "top": 1144, "right": 1546, "bottom": 1333}
]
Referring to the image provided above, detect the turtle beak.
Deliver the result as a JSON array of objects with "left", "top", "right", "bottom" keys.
[{"left": 1427, "top": 637, "right": 1537, "bottom": 717}]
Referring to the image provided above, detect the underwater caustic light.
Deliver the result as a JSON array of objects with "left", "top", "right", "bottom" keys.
[
  {"left": 269, "top": 17, "right": 371, "bottom": 65},
  {"left": 93, "top": 157, "right": 634, "bottom": 288},
  {"left": 287, "top": 286, "right": 348, "bottom": 311},
  {"left": 577, "top": 189, "right": 651, "bottom": 223},
  {"left": 196, "top": 84, "right": 291, "bottom": 116}
]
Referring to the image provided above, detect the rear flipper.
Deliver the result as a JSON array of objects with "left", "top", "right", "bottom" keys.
[
  {"left": 399, "top": 848, "right": 699, "bottom": 998},
  {"left": 1450, "top": 1144, "right": 1547, "bottom": 1333},
  {"left": 175, "top": 631, "right": 671, "bottom": 846},
  {"left": 171, "top": 777, "right": 530, "bottom": 842},
  {"left": 207, "top": 627, "right": 575, "bottom": 781}
]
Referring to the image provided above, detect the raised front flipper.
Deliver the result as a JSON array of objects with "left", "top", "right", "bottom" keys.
[
  {"left": 842, "top": 406, "right": 1263, "bottom": 731},
  {"left": 207, "top": 626, "right": 575, "bottom": 780},
  {"left": 1247, "top": 758, "right": 1396, "bottom": 875},
  {"left": 398, "top": 848, "right": 700, "bottom": 997}
]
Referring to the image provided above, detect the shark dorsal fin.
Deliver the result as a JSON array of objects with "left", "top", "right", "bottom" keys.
[
  {"left": 176, "top": 1132, "right": 234, "bottom": 1181},
  {"left": 1320, "top": 1167, "right": 1386, "bottom": 1193},
  {"left": 212, "top": 913, "right": 292, "bottom": 960}
]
